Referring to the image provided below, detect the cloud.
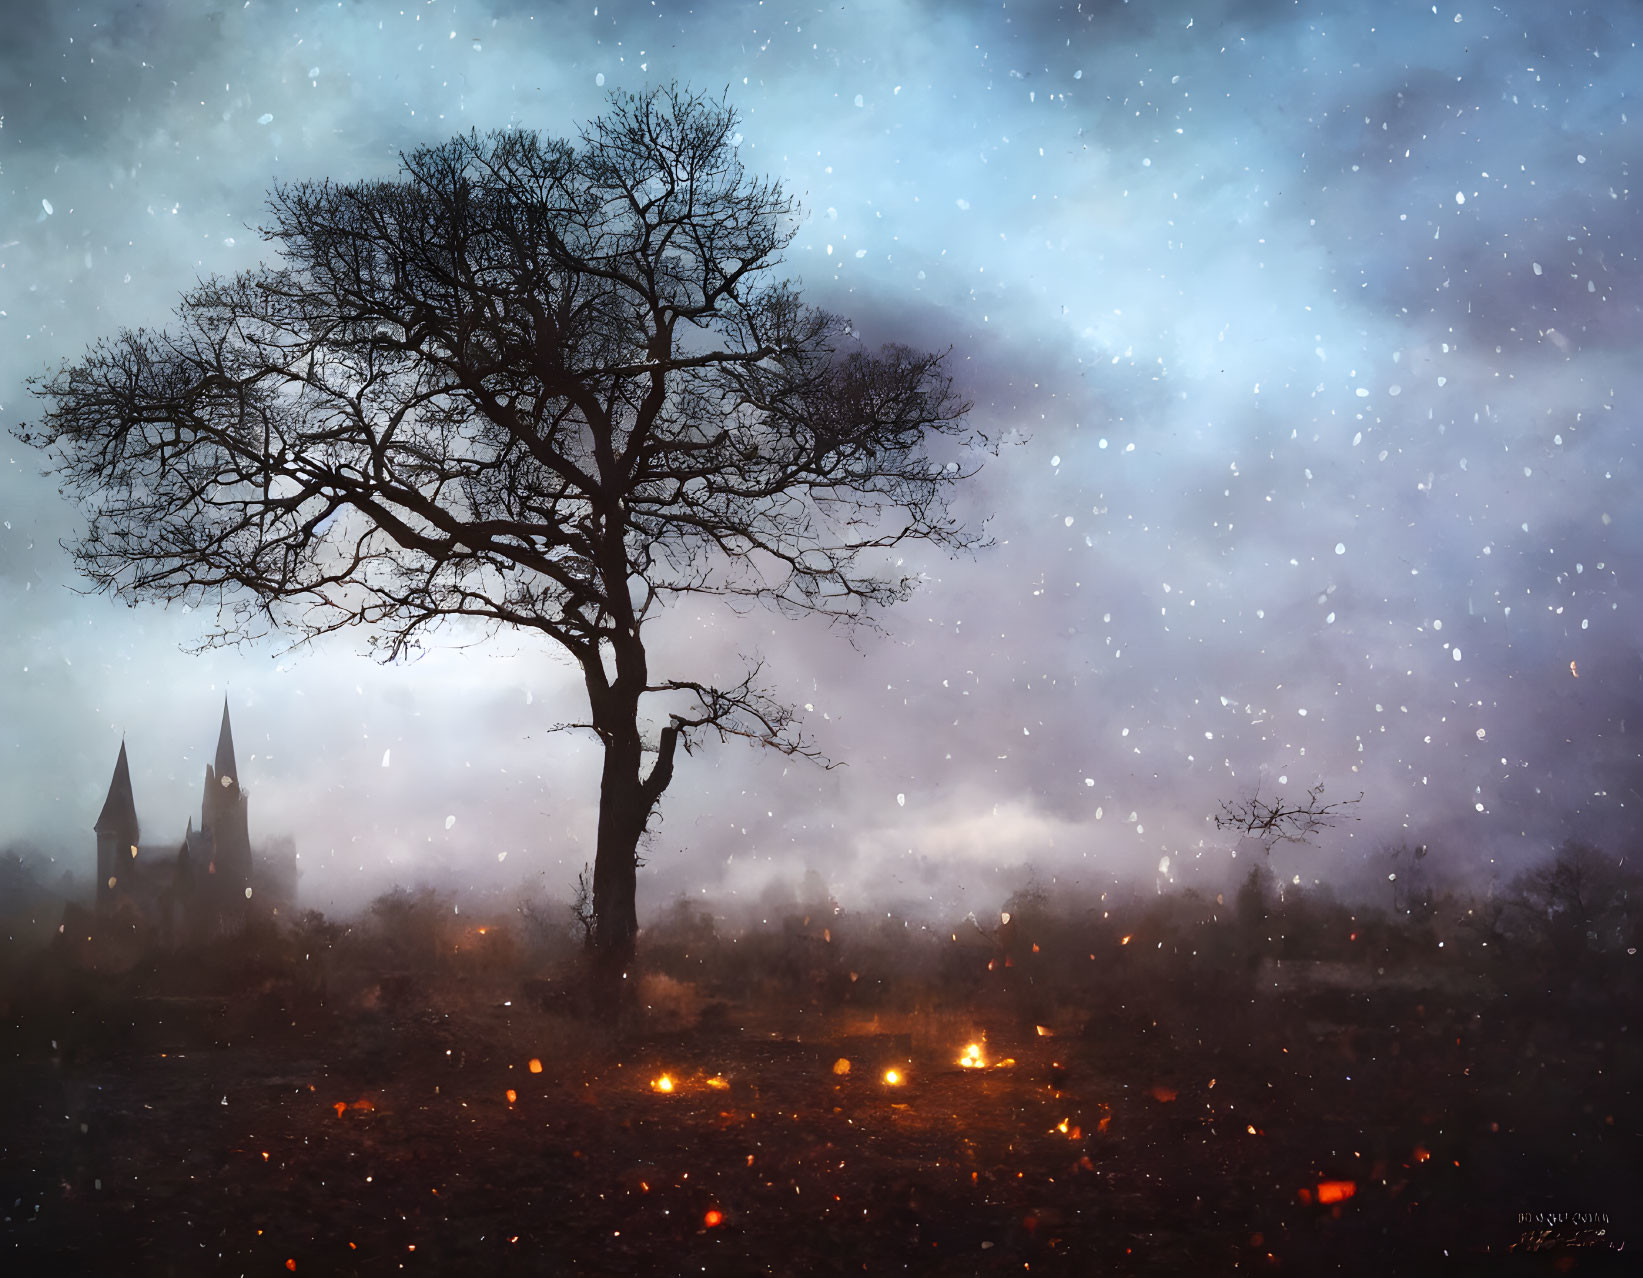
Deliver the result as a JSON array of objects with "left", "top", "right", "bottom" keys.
[{"left": 3, "top": 0, "right": 1640, "bottom": 915}]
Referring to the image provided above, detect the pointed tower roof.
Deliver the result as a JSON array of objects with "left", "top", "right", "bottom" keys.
[
  {"left": 95, "top": 741, "right": 140, "bottom": 837},
  {"left": 214, "top": 698, "right": 238, "bottom": 785}
]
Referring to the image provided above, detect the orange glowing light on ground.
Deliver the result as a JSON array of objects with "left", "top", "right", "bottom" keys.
[
  {"left": 528, "top": 1058, "right": 543, "bottom": 1074},
  {"left": 703, "top": 1209, "right": 724, "bottom": 1228},
  {"left": 959, "top": 1043, "right": 986, "bottom": 1069},
  {"left": 505, "top": 1089, "right": 517, "bottom": 1104},
  {"left": 1035, "top": 1024, "right": 1056, "bottom": 1037},
  {"left": 1316, "top": 1180, "right": 1357, "bottom": 1204},
  {"left": 883, "top": 1069, "right": 902, "bottom": 1085},
  {"left": 833, "top": 1057, "right": 851, "bottom": 1075},
  {"left": 705, "top": 1076, "right": 729, "bottom": 1090},
  {"left": 1120, "top": 935, "right": 1132, "bottom": 945},
  {"left": 652, "top": 1075, "right": 675, "bottom": 1093},
  {"left": 1413, "top": 1146, "right": 1431, "bottom": 1163},
  {"left": 285, "top": 1261, "right": 296, "bottom": 1272},
  {"left": 1149, "top": 1085, "right": 1178, "bottom": 1103}
]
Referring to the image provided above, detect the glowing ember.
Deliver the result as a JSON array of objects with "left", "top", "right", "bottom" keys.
[
  {"left": 959, "top": 1043, "right": 986, "bottom": 1069},
  {"left": 1120, "top": 935, "right": 1132, "bottom": 945},
  {"left": 1413, "top": 1146, "right": 1431, "bottom": 1163},
  {"left": 1035, "top": 1024, "right": 1056, "bottom": 1037},
  {"left": 505, "top": 1088, "right": 517, "bottom": 1104},
  {"left": 833, "top": 1057, "right": 851, "bottom": 1075},
  {"left": 883, "top": 1069, "right": 902, "bottom": 1085},
  {"left": 652, "top": 1075, "right": 675, "bottom": 1093},
  {"left": 528, "top": 1058, "right": 543, "bottom": 1074},
  {"left": 703, "top": 1209, "right": 723, "bottom": 1228},
  {"left": 1149, "top": 1085, "right": 1178, "bottom": 1103},
  {"left": 1317, "top": 1180, "right": 1357, "bottom": 1204}
]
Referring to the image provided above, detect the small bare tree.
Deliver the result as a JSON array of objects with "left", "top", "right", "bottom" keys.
[
  {"left": 19, "top": 87, "right": 982, "bottom": 971},
  {"left": 1214, "top": 781, "right": 1361, "bottom": 849}
]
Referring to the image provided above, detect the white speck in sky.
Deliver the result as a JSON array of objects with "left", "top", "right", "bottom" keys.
[
  {"left": 896, "top": 793, "right": 905, "bottom": 807},
  {"left": 41, "top": 198, "right": 54, "bottom": 215},
  {"left": 444, "top": 814, "right": 456, "bottom": 829},
  {"left": 1335, "top": 542, "right": 1346, "bottom": 555},
  {"left": 257, "top": 113, "right": 274, "bottom": 125},
  {"left": 1455, "top": 191, "right": 1466, "bottom": 204},
  {"left": 596, "top": 72, "right": 605, "bottom": 86},
  {"left": 1453, "top": 649, "right": 1463, "bottom": 662},
  {"left": 381, "top": 749, "right": 391, "bottom": 768}
]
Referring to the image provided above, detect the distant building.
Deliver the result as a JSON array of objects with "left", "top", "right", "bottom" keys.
[{"left": 92, "top": 701, "right": 297, "bottom": 942}]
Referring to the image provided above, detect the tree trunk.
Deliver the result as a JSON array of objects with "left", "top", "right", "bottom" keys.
[{"left": 590, "top": 722, "right": 644, "bottom": 972}]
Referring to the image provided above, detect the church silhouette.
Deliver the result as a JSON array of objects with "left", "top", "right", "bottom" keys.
[{"left": 93, "top": 700, "right": 296, "bottom": 943}]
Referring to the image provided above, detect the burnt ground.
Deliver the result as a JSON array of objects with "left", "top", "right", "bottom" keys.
[{"left": 1, "top": 913, "right": 1638, "bottom": 1276}]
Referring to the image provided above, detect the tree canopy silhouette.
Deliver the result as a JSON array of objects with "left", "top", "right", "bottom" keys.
[{"left": 19, "top": 87, "right": 982, "bottom": 966}]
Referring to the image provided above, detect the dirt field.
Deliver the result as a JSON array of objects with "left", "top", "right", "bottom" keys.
[{"left": 2, "top": 910, "right": 1637, "bottom": 1275}]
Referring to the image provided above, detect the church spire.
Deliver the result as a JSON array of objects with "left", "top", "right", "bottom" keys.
[
  {"left": 95, "top": 740, "right": 140, "bottom": 840},
  {"left": 214, "top": 698, "right": 238, "bottom": 786}
]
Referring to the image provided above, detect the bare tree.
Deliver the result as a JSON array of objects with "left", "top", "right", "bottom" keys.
[
  {"left": 18, "top": 87, "right": 981, "bottom": 969},
  {"left": 1503, "top": 840, "right": 1638, "bottom": 973},
  {"left": 1214, "top": 781, "right": 1361, "bottom": 849}
]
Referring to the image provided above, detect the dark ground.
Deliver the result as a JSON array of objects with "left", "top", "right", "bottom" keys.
[{"left": 1, "top": 899, "right": 1637, "bottom": 1276}]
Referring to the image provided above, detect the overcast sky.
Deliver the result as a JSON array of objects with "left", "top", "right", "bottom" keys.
[{"left": 2, "top": 0, "right": 1639, "bottom": 917}]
